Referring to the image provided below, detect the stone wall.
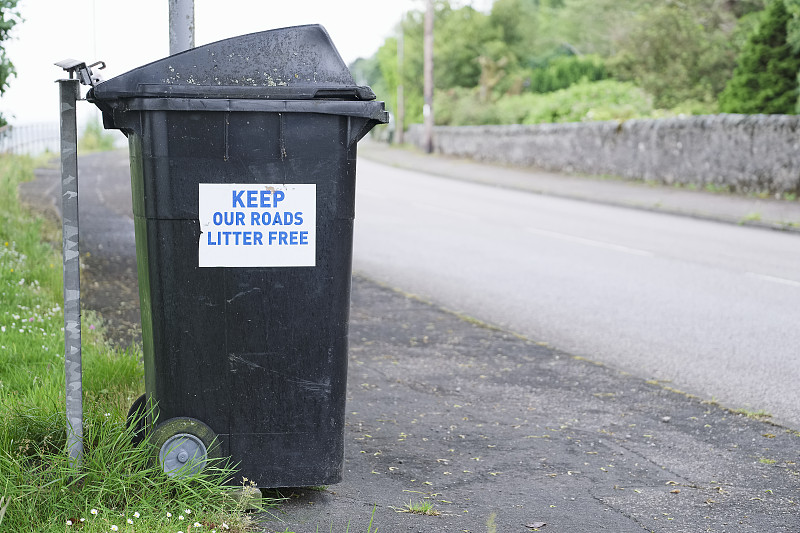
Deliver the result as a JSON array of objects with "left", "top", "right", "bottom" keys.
[{"left": 405, "top": 115, "right": 800, "bottom": 195}]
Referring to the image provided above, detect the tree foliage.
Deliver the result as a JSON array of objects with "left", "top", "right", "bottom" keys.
[
  {"left": 437, "top": 80, "right": 654, "bottom": 126},
  {"left": 609, "top": 1, "right": 746, "bottom": 109},
  {"left": 356, "top": 0, "right": 797, "bottom": 128},
  {"left": 526, "top": 55, "right": 608, "bottom": 94},
  {"left": 719, "top": 0, "right": 800, "bottom": 113},
  {"left": 0, "top": 0, "right": 19, "bottom": 126}
]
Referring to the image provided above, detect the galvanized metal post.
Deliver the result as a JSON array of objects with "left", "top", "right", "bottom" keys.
[
  {"left": 169, "top": 0, "right": 195, "bottom": 55},
  {"left": 59, "top": 78, "right": 83, "bottom": 468}
]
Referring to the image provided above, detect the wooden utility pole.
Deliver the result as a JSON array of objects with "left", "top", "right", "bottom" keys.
[
  {"left": 396, "top": 17, "right": 405, "bottom": 145},
  {"left": 423, "top": 0, "right": 434, "bottom": 153},
  {"left": 169, "top": 0, "right": 195, "bottom": 55}
]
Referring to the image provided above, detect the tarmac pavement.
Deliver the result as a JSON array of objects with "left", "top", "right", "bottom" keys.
[
  {"left": 262, "top": 277, "right": 800, "bottom": 532},
  {"left": 21, "top": 148, "right": 800, "bottom": 532}
]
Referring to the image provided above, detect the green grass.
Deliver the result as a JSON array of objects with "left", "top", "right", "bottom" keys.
[
  {"left": 78, "top": 119, "right": 117, "bottom": 154},
  {"left": 0, "top": 154, "right": 260, "bottom": 532}
]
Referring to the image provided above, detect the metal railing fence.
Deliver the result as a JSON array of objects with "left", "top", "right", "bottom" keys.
[{"left": 0, "top": 122, "right": 60, "bottom": 155}]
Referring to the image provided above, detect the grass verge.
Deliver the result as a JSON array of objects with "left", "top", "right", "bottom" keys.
[{"left": 0, "top": 154, "right": 260, "bottom": 532}]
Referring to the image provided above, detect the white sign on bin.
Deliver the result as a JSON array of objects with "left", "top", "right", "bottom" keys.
[{"left": 198, "top": 183, "right": 316, "bottom": 267}]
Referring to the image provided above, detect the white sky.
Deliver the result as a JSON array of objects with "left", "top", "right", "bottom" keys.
[{"left": 1, "top": 0, "right": 492, "bottom": 127}]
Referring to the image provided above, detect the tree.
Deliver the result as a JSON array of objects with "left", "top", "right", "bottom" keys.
[
  {"left": 719, "top": 0, "right": 800, "bottom": 114},
  {"left": 435, "top": 4, "right": 497, "bottom": 89},
  {"left": 0, "top": 0, "right": 19, "bottom": 126},
  {"left": 490, "top": 0, "right": 547, "bottom": 63},
  {"left": 610, "top": 1, "right": 744, "bottom": 110},
  {"left": 551, "top": 0, "right": 655, "bottom": 57},
  {"left": 360, "top": 0, "right": 778, "bottom": 123},
  {"left": 374, "top": 1, "right": 500, "bottom": 129}
]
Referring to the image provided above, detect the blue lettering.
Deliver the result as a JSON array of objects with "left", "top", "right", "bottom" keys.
[
  {"left": 247, "top": 190, "right": 258, "bottom": 207},
  {"left": 251, "top": 212, "right": 260, "bottom": 225},
  {"left": 274, "top": 190, "right": 285, "bottom": 205},
  {"left": 215, "top": 211, "right": 249, "bottom": 226},
  {"left": 263, "top": 230, "right": 310, "bottom": 246},
  {"left": 294, "top": 212, "right": 303, "bottom": 225},
  {"left": 232, "top": 190, "right": 245, "bottom": 208}
]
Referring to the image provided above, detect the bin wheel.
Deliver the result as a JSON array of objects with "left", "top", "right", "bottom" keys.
[
  {"left": 125, "top": 393, "right": 148, "bottom": 446},
  {"left": 150, "top": 417, "right": 220, "bottom": 478}
]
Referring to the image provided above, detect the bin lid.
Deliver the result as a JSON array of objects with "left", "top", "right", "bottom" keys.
[{"left": 90, "top": 24, "right": 376, "bottom": 101}]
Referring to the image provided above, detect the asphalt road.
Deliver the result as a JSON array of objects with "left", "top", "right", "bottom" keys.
[{"left": 352, "top": 158, "right": 800, "bottom": 429}]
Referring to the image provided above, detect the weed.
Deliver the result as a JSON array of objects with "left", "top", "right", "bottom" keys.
[
  {"left": 705, "top": 183, "right": 736, "bottom": 194},
  {"left": 392, "top": 499, "right": 440, "bottom": 516},
  {"left": 731, "top": 408, "right": 772, "bottom": 421},
  {"left": 487, "top": 511, "right": 497, "bottom": 533},
  {"left": 739, "top": 212, "right": 762, "bottom": 224}
]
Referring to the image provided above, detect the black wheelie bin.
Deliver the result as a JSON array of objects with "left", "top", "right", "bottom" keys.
[{"left": 87, "top": 24, "right": 388, "bottom": 487}]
